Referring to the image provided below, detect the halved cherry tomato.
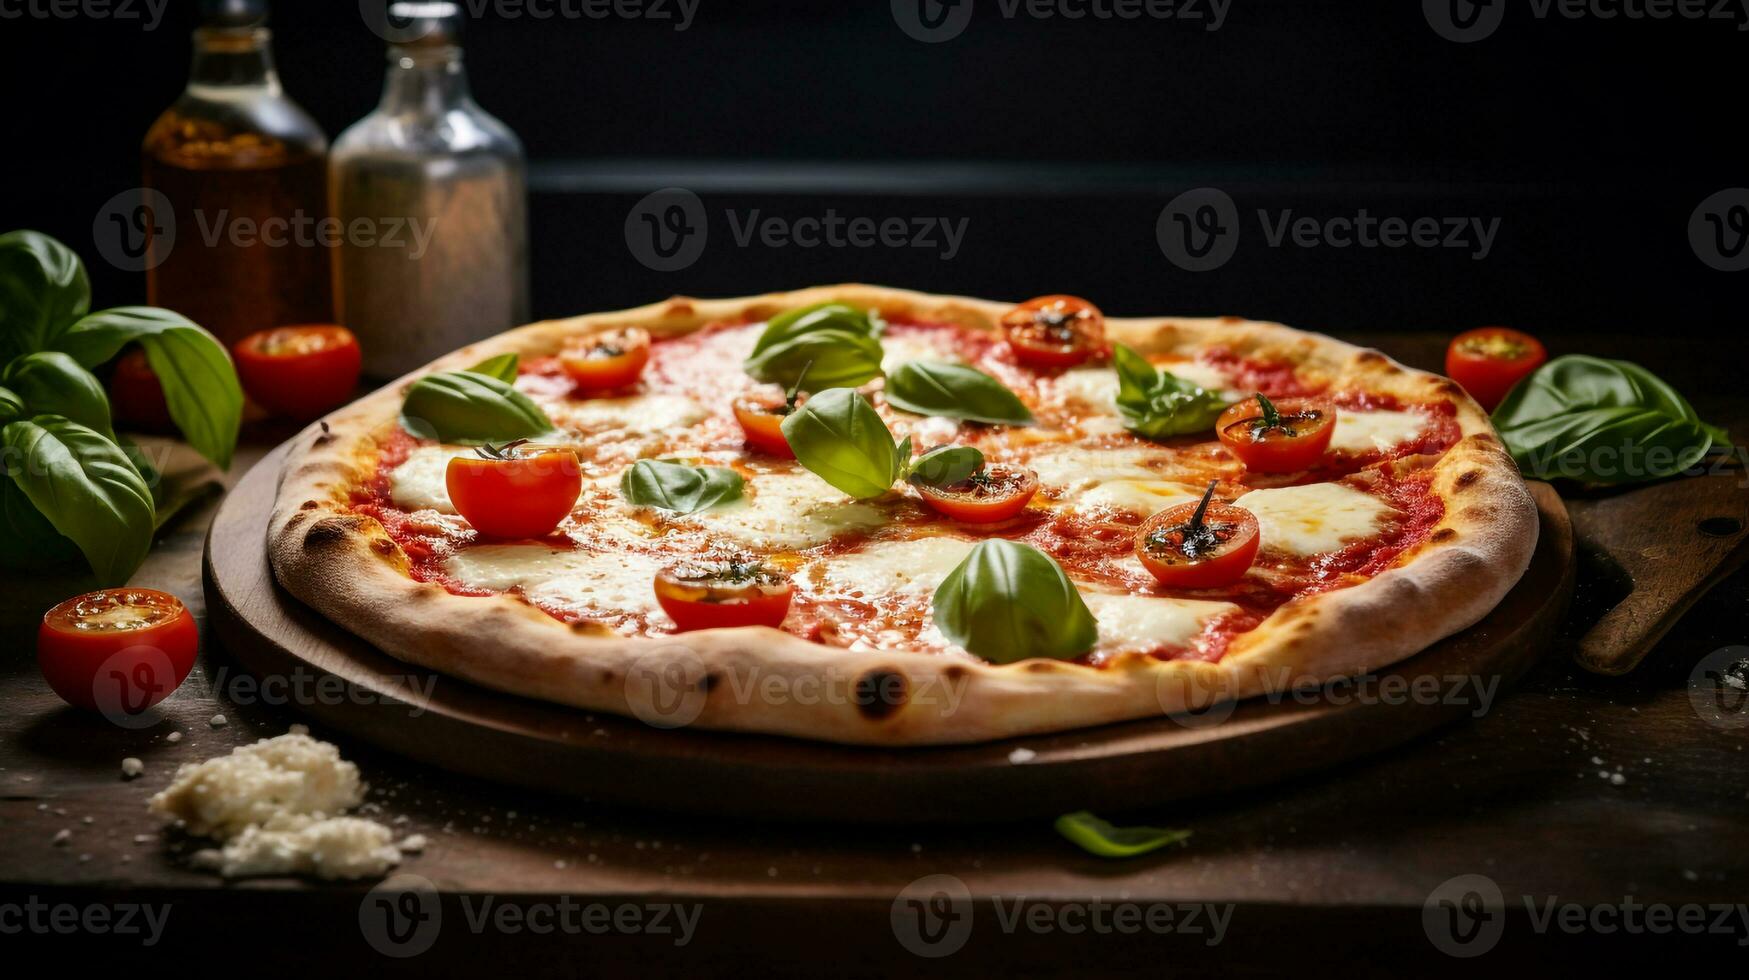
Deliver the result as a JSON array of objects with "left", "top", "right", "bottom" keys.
[
  {"left": 1001, "top": 295, "right": 1105, "bottom": 368},
  {"left": 1216, "top": 393, "right": 1336, "bottom": 473},
  {"left": 233, "top": 324, "right": 362, "bottom": 420},
  {"left": 914, "top": 464, "right": 1040, "bottom": 523},
  {"left": 560, "top": 327, "right": 651, "bottom": 391},
  {"left": 654, "top": 560, "right": 795, "bottom": 632},
  {"left": 108, "top": 348, "right": 175, "bottom": 432},
  {"left": 1135, "top": 483, "right": 1261, "bottom": 589},
  {"left": 733, "top": 388, "right": 806, "bottom": 458},
  {"left": 1445, "top": 326, "right": 1547, "bottom": 411},
  {"left": 38, "top": 589, "right": 198, "bottom": 714},
  {"left": 446, "top": 441, "right": 582, "bottom": 539}
]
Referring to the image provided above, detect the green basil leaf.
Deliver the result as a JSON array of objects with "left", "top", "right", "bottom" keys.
[
  {"left": 885, "top": 360, "right": 1034, "bottom": 425},
  {"left": 1054, "top": 811, "right": 1192, "bottom": 859},
  {"left": 0, "top": 385, "right": 22, "bottom": 424},
  {"left": 469, "top": 353, "right": 520, "bottom": 382},
  {"left": 1492, "top": 355, "right": 1729, "bottom": 484},
  {"left": 780, "top": 387, "right": 903, "bottom": 499},
  {"left": 54, "top": 307, "right": 242, "bottom": 470},
  {"left": 748, "top": 302, "right": 884, "bottom": 358},
  {"left": 744, "top": 327, "right": 885, "bottom": 393},
  {"left": 932, "top": 539, "right": 1097, "bottom": 663},
  {"left": 1111, "top": 344, "right": 1228, "bottom": 439},
  {"left": 0, "top": 230, "right": 90, "bottom": 361},
  {"left": 400, "top": 370, "right": 554, "bottom": 445},
  {"left": 1, "top": 415, "right": 156, "bottom": 585},
  {"left": 4, "top": 351, "right": 114, "bottom": 440},
  {"left": 905, "top": 445, "right": 984, "bottom": 488},
  {"left": 619, "top": 459, "right": 745, "bottom": 514}
]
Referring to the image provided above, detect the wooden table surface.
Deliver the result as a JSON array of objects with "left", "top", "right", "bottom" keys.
[{"left": 2, "top": 333, "right": 1745, "bottom": 976}]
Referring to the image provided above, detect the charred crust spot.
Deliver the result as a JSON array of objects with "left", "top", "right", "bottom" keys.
[
  {"left": 599, "top": 668, "right": 618, "bottom": 685},
  {"left": 853, "top": 669, "right": 907, "bottom": 720},
  {"left": 665, "top": 299, "right": 695, "bottom": 317},
  {"left": 284, "top": 512, "right": 308, "bottom": 530},
  {"left": 1431, "top": 379, "right": 1464, "bottom": 397},
  {"left": 1026, "top": 661, "right": 1056, "bottom": 672},
  {"left": 313, "top": 421, "right": 335, "bottom": 446},
  {"left": 1220, "top": 315, "right": 1243, "bottom": 325},
  {"left": 1462, "top": 506, "right": 1491, "bottom": 521},
  {"left": 943, "top": 665, "right": 968, "bottom": 681},
  {"left": 1467, "top": 432, "right": 1497, "bottom": 445},
  {"left": 1455, "top": 469, "right": 1483, "bottom": 489},
  {"left": 700, "top": 672, "right": 721, "bottom": 694},
  {"left": 302, "top": 516, "right": 359, "bottom": 549},
  {"left": 369, "top": 538, "right": 398, "bottom": 556},
  {"left": 1431, "top": 527, "right": 1459, "bottom": 543},
  {"left": 300, "top": 500, "right": 321, "bottom": 510},
  {"left": 1354, "top": 350, "right": 1387, "bottom": 364}
]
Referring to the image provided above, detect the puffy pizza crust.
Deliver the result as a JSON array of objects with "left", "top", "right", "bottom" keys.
[{"left": 268, "top": 285, "right": 1538, "bottom": 745}]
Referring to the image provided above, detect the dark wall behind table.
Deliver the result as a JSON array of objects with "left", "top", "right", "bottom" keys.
[{"left": 1, "top": 1, "right": 1741, "bottom": 344}]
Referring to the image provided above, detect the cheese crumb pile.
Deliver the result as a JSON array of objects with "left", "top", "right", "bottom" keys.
[{"left": 147, "top": 734, "right": 406, "bottom": 880}]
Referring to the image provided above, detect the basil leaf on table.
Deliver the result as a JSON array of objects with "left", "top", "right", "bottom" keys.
[
  {"left": 3, "top": 351, "right": 114, "bottom": 439},
  {"left": 468, "top": 353, "right": 520, "bottom": 383},
  {"left": 1, "top": 415, "right": 155, "bottom": 585},
  {"left": 0, "top": 230, "right": 90, "bottom": 362},
  {"left": 932, "top": 539, "right": 1098, "bottom": 663},
  {"left": 745, "top": 327, "right": 884, "bottom": 393},
  {"left": 905, "top": 444, "right": 984, "bottom": 488},
  {"left": 620, "top": 459, "right": 745, "bottom": 514},
  {"left": 1492, "top": 355, "right": 1732, "bottom": 485},
  {"left": 1111, "top": 344, "right": 1228, "bottom": 439},
  {"left": 1054, "top": 811, "right": 1193, "bottom": 859},
  {"left": 400, "top": 370, "right": 553, "bottom": 445},
  {"left": 780, "top": 388, "right": 905, "bottom": 499},
  {"left": 53, "top": 307, "right": 242, "bottom": 469},
  {"left": 885, "top": 360, "right": 1034, "bottom": 425}
]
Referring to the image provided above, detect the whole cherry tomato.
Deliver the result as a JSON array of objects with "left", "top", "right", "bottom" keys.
[
  {"left": 38, "top": 589, "right": 198, "bottom": 715},
  {"left": 233, "top": 325, "right": 363, "bottom": 420},
  {"left": 446, "top": 441, "right": 582, "bottom": 539},
  {"left": 1445, "top": 327, "right": 1547, "bottom": 411}
]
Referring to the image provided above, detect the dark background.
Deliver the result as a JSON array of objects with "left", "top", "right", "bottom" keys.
[{"left": 1, "top": 0, "right": 1742, "bottom": 341}]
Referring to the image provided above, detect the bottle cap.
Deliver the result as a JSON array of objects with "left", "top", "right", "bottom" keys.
[
  {"left": 375, "top": 1, "right": 464, "bottom": 48},
  {"left": 200, "top": 0, "right": 268, "bottom": 28}
]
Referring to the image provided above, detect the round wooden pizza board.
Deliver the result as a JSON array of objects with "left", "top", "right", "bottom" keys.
[{"left": 204, "top": 443, "right": 1575, "bottom": 824}]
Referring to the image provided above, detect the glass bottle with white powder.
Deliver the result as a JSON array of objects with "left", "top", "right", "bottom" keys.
[{"left": 330, "top": 1, "right": 529, "bottom": 378}]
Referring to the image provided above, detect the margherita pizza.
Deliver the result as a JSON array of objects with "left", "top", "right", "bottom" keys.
[{"left": 268, "top": 286, "right": 1537, "bottom": 745}]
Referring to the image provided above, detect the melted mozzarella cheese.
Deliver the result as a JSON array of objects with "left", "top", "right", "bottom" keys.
[
  {"left": 1072, "top": 479, "right": 1203, "bottom": 518},
  {"left": 1163, "top": 359, "right": 1238, "bottom": 394},
  {"left": 546, "top": 393, "right": 708, "bottom": 435},
  {"left": 803, "top": 536, "right": 975, "bottom": 598},
  {"left": 444, "top": 545, "right": 666, "bottom": 619},
  {"left": 880, "top": 338, "right": 963, "bottom": 375},
  {"left": 1330, "top": 408, "right": 1427, "bottom": 454},
  {"left": 689, "top": 469, "right": 890, "bottom": 550},
  {"left": 1083, "top": 593, "right": 1238, "bottom": 655},
  {"left": 387, "top": 446, "right": 468, "bottom": 513},
  {"left": 1235, "top": 482, "right": 1394, "bottom": 557},
  {"left": 1024, "top": 445, "right": 1177, "bottom": 501}
]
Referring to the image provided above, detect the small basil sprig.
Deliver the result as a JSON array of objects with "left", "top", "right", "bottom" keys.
[
  {"left": 1111, "top": 344, "right": 1228, "bottom": 439},
  {"left": 468, "top": 352, "right": 520, "bottom": 383},
  {"left": 1, "top": 415, "right": 155, "bottom": 586},
  {"left": 620, "top": 459, "right": 745, "bottom": 514},
  {"left": 932, "top": 539, "right": 1098, "bottom": 663},
  {"left": 401, "top": 361, "right": 552, "bottom": 445},
  {"left": 1054, "top": 811, "right": 1192, "bottom": 859},
  {"left": 781, "top": 388, "right": 994, "bottom": 498},
  {"left": 885, "top": 360, "right": 1034, "bottom": 425},
  {"left": 1492, "top": 355, "right": 1731, "bottom": 485},
  {"left": 744, "top": 303, "right": 885, "bottom": 393}
]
